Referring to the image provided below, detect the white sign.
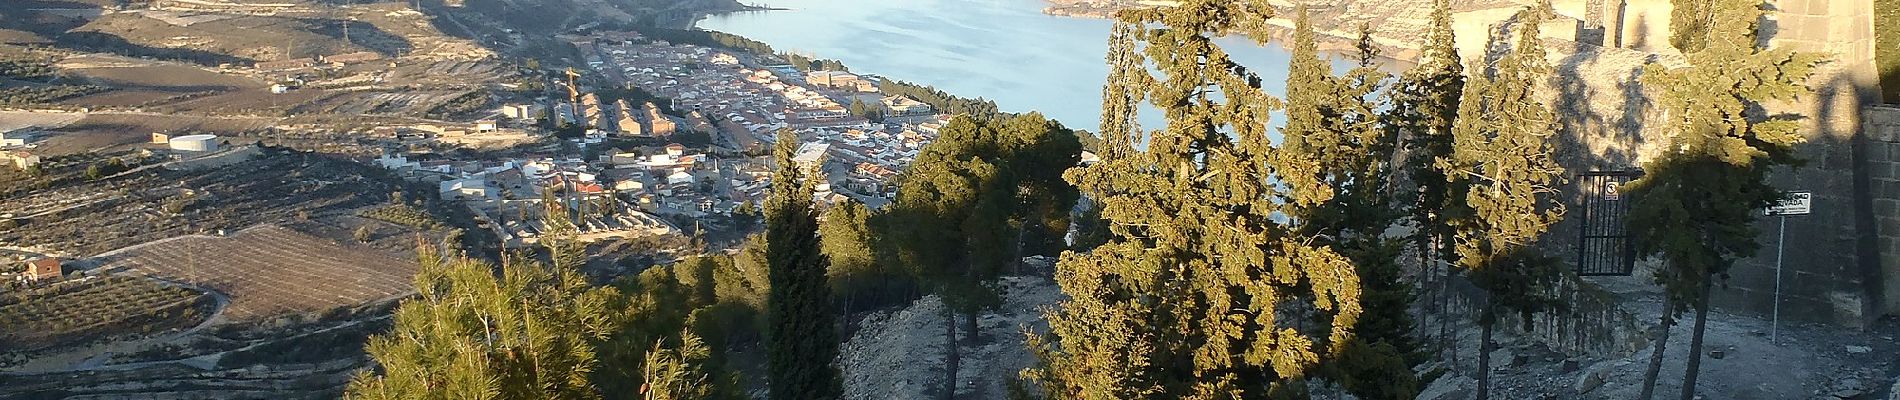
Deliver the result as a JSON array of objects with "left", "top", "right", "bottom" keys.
[{"left": 1764, "top": 192, "right": 1811, "bottom": 216}]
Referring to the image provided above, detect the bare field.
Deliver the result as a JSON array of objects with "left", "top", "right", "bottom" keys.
[
  {"left": 103, "top": 225, "right": 415, "bottom": 321},
  {"left": 0, "top": 110, "right": 84, "bottom": 132},
  {"left": 0, "top": 28, "right": 50, "bottom": 45},
  {"left": 65, "top": 65, "right": 261, "bottom": 90},
  {"left": 31, "top": 113, "right": 274, "bottom": 155},
  {"left": 151, "top": 87, "right": 327, "bottom": 115},
  {"left": 57, "top": 89, "right": 192, "bottom": 108}
]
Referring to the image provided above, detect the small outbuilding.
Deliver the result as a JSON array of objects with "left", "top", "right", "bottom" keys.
[{"left": 21, "top": 258, "right": 61, "bottom": 282}]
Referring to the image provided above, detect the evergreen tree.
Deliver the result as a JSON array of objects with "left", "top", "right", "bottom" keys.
[
  {"left": 1668, "top": 0, "right": 1716, "bottom": 54},
  {"left": 1392, "top": 0, "right": 1466, "bottom": 361},
  {"left": 640, "top": 331, "right": 718, "bottom": 400},
  {"left": 1440, "top": 7, "right": 1568, "bottom": 400},
  {"left": 762, "top": 130, "right": 844, "bottom": 400},
  {"left": 1027, "top": 2, "right": 1363, "bottom": 398},
  {"left": 1278, "top": 12, "right": 1418, "bottom": 397},
  {"left": 821, "top": 199, "right": 911, "bottom": 313},
  {"left": 882, "top": 112, "right": 1079, "bottom": 399},
  {"left": 1628, "top": 1, "right": 1824, "bottom": 398},
  {"left": 346, "top": 240, "right": 620, "bottom": 400}
]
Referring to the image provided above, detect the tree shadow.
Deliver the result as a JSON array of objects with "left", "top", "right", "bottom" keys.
[
  {"left": 55, "top": 31, "right": 251, "bottom": 66},
  {"left": 310, "top": 18, "right": 415, "bottom": 57}
]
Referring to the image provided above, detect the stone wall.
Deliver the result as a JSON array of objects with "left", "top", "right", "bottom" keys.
[
  {"left": 1347, "top": 0, "right": 1886, "bottom": 328},
  {"left": 1718, "top": 0, "right": 1884, "bottom": 328},
  {"left": 1868, "top": 106, "right": 1900, "bottom": 316},
  {"left": 1526, "top": 0, "right": 1888, "bottom": 328}
]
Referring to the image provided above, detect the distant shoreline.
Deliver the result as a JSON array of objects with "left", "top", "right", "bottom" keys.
[
  {"left": 1040, "top": 1, "right": 1429, "bottom": 65},
  {"left": 682, "top": 5, "right": 791, "bottom": 29}
]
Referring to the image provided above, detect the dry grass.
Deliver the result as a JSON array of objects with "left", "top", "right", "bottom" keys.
[{"left": 103, "top": 225, "right": 416, "bottom": 321}]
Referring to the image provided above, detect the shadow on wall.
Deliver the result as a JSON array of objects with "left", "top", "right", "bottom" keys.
[{"left": 1729, "top": 68, "right": 1886, "bottom": 327}]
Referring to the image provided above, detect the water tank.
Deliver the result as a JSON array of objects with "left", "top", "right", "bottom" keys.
[{"left": 168, "top": 134, "right": 218, "bottom": 152}]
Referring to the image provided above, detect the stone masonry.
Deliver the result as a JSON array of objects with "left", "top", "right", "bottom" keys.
[{"left": 1533, "top": 0, "right": 1890, "bottom": 328}]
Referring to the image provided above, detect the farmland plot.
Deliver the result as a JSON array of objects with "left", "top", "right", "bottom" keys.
[
  {"left": 0, "top": 110, "right": 83, "bottom": 132},
  {"left": 0, "top": 149, "right": 407, "bottom": 254},
  {"left": 103, "top": 225, "right": 415, "bottom": 321},
  {"left": 30, "top": 113, "right": 273, "bottom": 155},
  {"left": 0, "top": 276, "right": 213, "bottom": 351}
]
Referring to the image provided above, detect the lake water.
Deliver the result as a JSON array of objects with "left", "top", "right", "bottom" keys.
[{"left": 696, "top": 0, "right": 1299, "bottom": 131}]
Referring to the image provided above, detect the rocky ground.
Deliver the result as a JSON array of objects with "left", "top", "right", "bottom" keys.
[
  {"left": 841, "top": 268, "right": 1898, "bottom": 400},
  {"left": 1419, "top": 277, "right": 1900, "bottom": 400},
  {"left": 840, "top": 275, "right": 1060, "bottom": 400}
]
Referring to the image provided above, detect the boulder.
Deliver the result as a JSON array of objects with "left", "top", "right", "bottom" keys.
[
  {"left": 1573, "top": 361, "right": 1617, "bottom": 394},
  {"left": 1417, "top": 373, "right": 1474, "bottom": 400}
]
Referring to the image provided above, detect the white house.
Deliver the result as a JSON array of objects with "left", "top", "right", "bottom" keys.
[
  {"left": 666, "top": 170, "right": 695, "bottom": 185},
  {"left": 439, "top": 178, "right": 491, "bottom": 200}
]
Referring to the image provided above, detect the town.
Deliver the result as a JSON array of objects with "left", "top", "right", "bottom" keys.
[
  {"left": 3, "top": 0, "right": 1898, "bottom": 398},
  {"left": 360, "top": 30, "right": 952, "bottom": 249}
]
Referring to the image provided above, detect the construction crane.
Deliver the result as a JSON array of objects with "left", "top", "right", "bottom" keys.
[
  {"left": 559, "top": 67, "right": 582, "bottom": 126},
  {"left": 564, "top": 67, "right": 582, "bottom": 106}
]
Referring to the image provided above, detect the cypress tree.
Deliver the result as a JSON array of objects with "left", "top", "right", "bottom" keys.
[
  {"left": 762, "top": 130, "right": 844, "bottom": 400},
  {"left": 1027, "top": 2, "right": 1363, "bottom": 397},
  {"left": 1392, "top": 0, "right": 1466, "bottom": 361},
  {"left": 1441, "top": 7, "right": 1568, "bottom": 400},
  {"left": 1628, "top": 1, "right": 1824, "bottom": 398},
  {"left": 1279, "top": 10, "right": 1419, "bottom": 399}
]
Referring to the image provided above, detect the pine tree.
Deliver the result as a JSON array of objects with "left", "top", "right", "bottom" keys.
[
  {"left": 882, "top": 112, "right": 1079, "bottom": 399},
  {"left": 821, "top": 199, "right": 909, "bottom": 313},
  {"left": 1440, "top": 7, "right": 1568, "bottom": 400},
  {"left": 1628, "top": 1, "right": 1824, "bottom": 398},
  {"left": 640, "top": 331, "right": 718, "bottom": 400},
  {"left": 763, "top": 130, "right": 844, "bottom": 400},
  {"left": 1027, "top": 2, "right": 1362, "bottom": 398},
  {"left": 1392, "top": 0, "right": 1466, "bottom": 361},
  {"left": 346, "top": 239, "right": 620, "bottom": 400}
]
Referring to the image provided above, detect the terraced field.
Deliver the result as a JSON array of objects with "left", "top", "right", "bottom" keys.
[{"left": 103, "top": 225, "right": 416, "bottom": 321}]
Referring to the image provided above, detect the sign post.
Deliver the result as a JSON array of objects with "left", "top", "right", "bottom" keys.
[{"left": 1763, "top": 191, "right": 1811, "bottom": 344}]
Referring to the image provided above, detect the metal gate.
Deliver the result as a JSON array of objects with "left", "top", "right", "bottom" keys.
[{"left": 1575, "top": 171, "right": 1640, "bottom": 276}]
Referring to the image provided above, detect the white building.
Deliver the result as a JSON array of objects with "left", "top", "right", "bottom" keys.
[
  {"left": 439, "top": 178, "right": 491, "bottom": 200},
  {"left": 793, "top": 142, "right": 831, "bottom": 172},
  {"left": 168, "top": 134, "right": 219, "bottom": 152},
  {"left": 0, "top": 128, "right": 35, "bottom": 147}
]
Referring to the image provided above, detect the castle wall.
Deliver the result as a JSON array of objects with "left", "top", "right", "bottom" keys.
[{"left": 1536, "top": 0, "right": 1889, "bottom": 327}]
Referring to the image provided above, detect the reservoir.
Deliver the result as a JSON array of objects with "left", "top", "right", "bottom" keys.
[{"left": 696, "top": 0, "right": 1300, "bottom": 131}]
